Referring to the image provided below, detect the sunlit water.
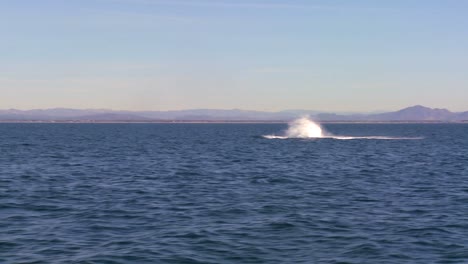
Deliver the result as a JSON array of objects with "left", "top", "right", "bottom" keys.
[{"left": 1, "top": 123, "right": 468, "bottom": 263}]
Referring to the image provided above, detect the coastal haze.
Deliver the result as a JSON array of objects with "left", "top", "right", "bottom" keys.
[{"left": 1, "top": 105, "right": 468, "bottom": 122}]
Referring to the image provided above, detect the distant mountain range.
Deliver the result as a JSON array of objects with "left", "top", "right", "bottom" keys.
[
  {"left": 0, "top": 105, "right": 467, "bottom": 122},
  {"left": 316, "top": 105, "right": 468, "bottom": 121}
]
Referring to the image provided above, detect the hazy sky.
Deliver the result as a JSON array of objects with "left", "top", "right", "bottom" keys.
[{"left": 1, "top": 0, "right": 467, "bottom": 112}]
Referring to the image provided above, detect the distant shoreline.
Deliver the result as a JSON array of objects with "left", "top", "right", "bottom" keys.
[
  {"left": 1, "top": 120, "right": 467, "bottom": 124},
  {"left": 1, "top": 105, "right": 467, "bottom": 123}
]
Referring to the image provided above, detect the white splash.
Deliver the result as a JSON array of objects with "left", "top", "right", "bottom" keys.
[
  {"left": 285, "top": 117, "right": 324, "bottom": 138},
  {"left": 263, "top": 117, "right": 422, "bottom": 140},
  {"left": 264, "top": 117, "right": 326, "bottom": 139}
]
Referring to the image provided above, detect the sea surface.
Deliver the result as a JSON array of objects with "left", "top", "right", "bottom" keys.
[{"left": 1, "top": 123, "right": 468, "bottom": 263}]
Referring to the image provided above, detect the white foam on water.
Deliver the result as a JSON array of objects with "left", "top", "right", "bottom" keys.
[
  {"left": 285, "top": 117, "right": 324, "bottom": 138},
  {"left": 329, "top": 136, "right": 423, "bottom": 140},
  {"left": 263, "top": 117, "right": 325, "bottom": 139},
  {"left": 263, "top": 117, "right": 423, "bottom": 140}
]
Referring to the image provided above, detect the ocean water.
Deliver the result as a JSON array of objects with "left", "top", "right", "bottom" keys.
[{"left": 1, "top": 123, "right": 468, "bottom": 263}]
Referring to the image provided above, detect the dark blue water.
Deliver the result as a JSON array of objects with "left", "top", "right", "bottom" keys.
[{"left": 1, "top": 123, "right": 468, "bottom": 263}]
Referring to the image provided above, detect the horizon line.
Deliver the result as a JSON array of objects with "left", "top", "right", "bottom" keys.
[{"left": 0, "top": 105, "right": 465, "bottom": 113}]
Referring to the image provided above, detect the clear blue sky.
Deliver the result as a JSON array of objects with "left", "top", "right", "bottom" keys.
[{"left": 1, "top": 0, "right": 467, "bottom": 112}]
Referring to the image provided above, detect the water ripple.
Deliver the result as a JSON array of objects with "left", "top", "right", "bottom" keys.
[{"left": 1, "top": 123, "right": 468, "bottom": 263}]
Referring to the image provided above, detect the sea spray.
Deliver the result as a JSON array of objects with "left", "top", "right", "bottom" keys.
[
  {"left": 263, "top": 117, "right": 422, "bottom": 140},
  {"left": 263, "top": 116, "right": 327, "bottom": 139},
  {"left": 285, "top": 117, "right": 324, "bottom": 138}
]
